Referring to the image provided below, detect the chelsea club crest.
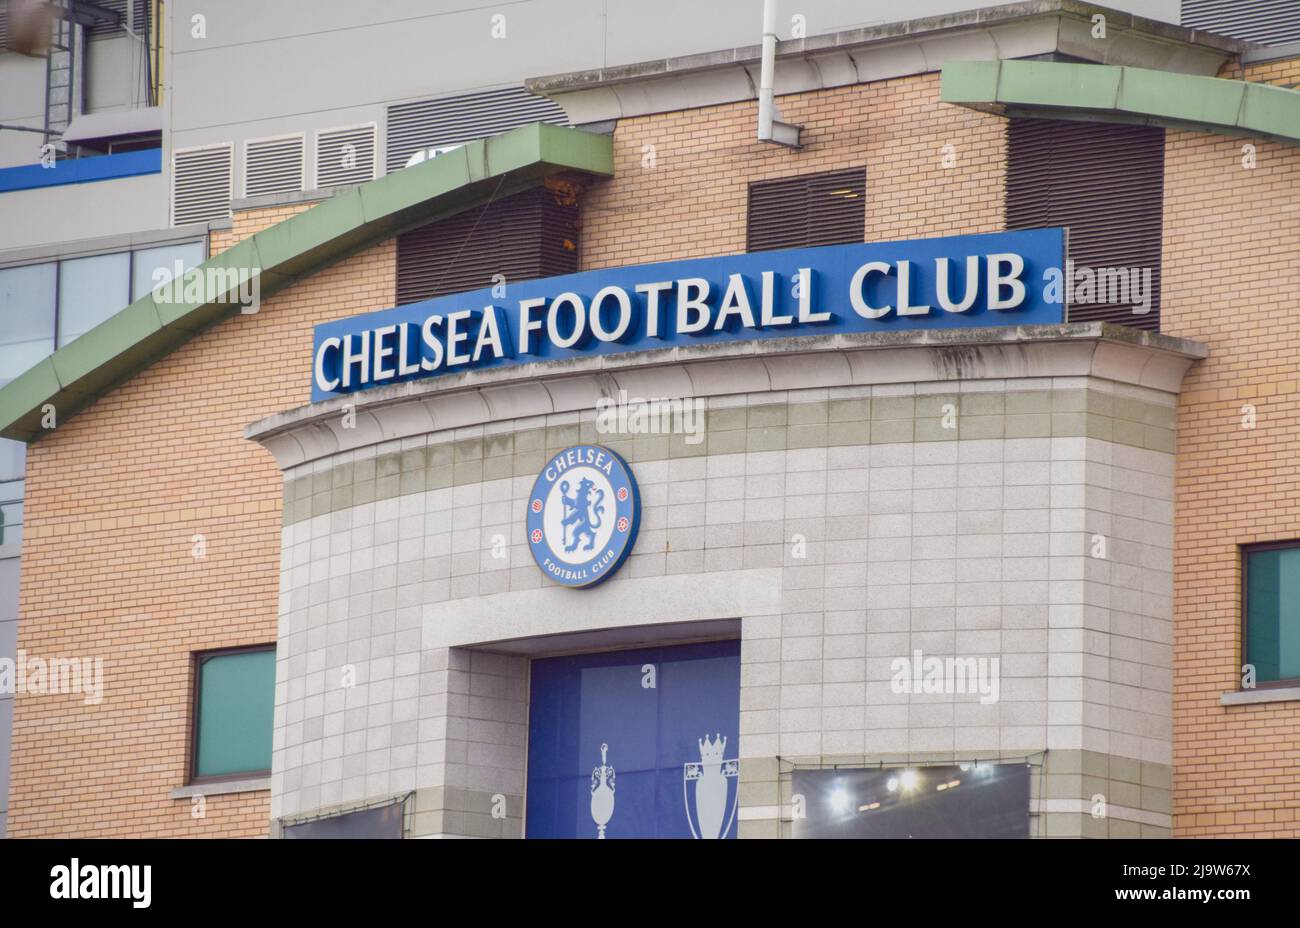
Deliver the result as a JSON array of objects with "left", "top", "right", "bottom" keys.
[{"left": 527, "top": 445, "right": 640, "bottom": 588}]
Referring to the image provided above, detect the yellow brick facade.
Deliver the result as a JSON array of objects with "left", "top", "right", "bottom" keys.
[
  {"left": 8, "top": 202, "right": 395, "bottom": 836},
  {"left": 1162, "top": 126, "right": 1300, "bottom": 836}
]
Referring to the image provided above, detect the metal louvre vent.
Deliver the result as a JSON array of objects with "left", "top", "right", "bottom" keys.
[
  {"left": 0, "top": 3, "right": 8, "bottom": 53},
  {"left": 396, "top": 184, "right": 580, "bottom": 305},
  {"left": 87, "top": 0, "right": 150, "bottom": 40},
  {"left": 747, "top": 169, "right": 866, "bottom": 252},
  {"left": 1006, "top": 118, "right": 1165, "bottom": 331},
  {"left": 316, "top": 124, "right": 376, "bottom": 188},
  {"left": 1183, "top": 0, "right": 1300, "bottom": 46},
  {"left": 172, "top": 144, "right": 233, "bottom": 226},
  {"left": 243, "top": 134, "right": 304, "bottom": 198},
  {"left": 385, "top": 85, "right": 567, "bottom": 173}
]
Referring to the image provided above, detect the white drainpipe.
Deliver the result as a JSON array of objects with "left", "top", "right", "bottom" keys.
[{"left": 757, "top": 0, "right": 802, "bottom": 148}]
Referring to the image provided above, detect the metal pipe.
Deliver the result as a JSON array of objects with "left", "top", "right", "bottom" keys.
[{"left": 758, "top": 0, "right": 777, "bottom": 141}]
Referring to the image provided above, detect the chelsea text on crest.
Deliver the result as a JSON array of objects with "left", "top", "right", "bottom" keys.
[
  {"left": 310, "top": 228, "right": 1065, "bottom": 399},
  {"left": 543, "top": 445, "right": 615, "bottom": 482}
]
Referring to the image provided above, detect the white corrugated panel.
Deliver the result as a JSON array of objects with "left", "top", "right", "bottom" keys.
[
  {"left": 385, "top": 85, "right": 567, "bottom": 173},
  {"left": 1183, "top": 0, "right": 1300, "bottom": 46},
  {"left": 171, "top": 144, "right": 232, "bottom": 226},
  {"left": 315, "top": 123, "right": 376, "bottom": 188},
  {"left": 244, "top": 134, "right": 304, "bottom": 198}
]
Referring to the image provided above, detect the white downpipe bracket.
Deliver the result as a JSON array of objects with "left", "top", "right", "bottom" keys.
[{"left": 757, "top": 0, "right": 802, "bottom": 148}]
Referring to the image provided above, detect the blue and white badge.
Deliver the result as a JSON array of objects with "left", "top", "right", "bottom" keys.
[{"left": 527, "top": 445, "right": 640, "bottom": 588}]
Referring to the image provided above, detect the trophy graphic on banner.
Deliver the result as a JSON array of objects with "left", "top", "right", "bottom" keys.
[
  {"left": 590, "top": 742, "right": 615, "bottom": 838},
  {"left": 683, "top": 733, "right": 740, "bottom": 839}
]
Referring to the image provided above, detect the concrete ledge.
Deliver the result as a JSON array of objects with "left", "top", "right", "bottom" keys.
[
  {"left": 231, "top": 187, "right": 340, "bottom": 213},
  {"left": 526, "top": 1, "right": 1242, "bottom": 123},
  {"left": 248, "top": 322, "right": 1208, "bottom": 470},
  {"left": 1220, "top": 686, "right": 1300, "bottom": 706},
  {"left": 0, "top": 223, "right": 208, "bottom": 269},
  {"left": 169, "top": 777, "right": 270, "bottom": 799}
]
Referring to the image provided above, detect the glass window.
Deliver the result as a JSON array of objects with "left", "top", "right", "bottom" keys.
[
  {"left": 57, "top": 252, "right": 131, "bottom": 347},
  {"left": 131, "top": 240, "right": 206, "bottom": 301},
  {"left": 0, "top": 263, "right": 57, "bottom": 385},
  {"left": 1244, "top": 543, "right": 1300, "bottom": 686},
  {"left": 0, "top": 439, "right": 24, "bottom": 546},
  {"left": 0, "top": 493, "right": 21, "bottom": 546},
  {"left": 0, "top": 439, "right": 24, "bottom": 483},
  {"left": 192, "top": 646, "right": 276, "bottom": 780}
]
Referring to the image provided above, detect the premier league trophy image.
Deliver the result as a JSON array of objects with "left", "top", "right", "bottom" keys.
[
  {"left": 684, "top": 734, "right": 740, "bottom": 840},
  {"left": 590, "top": 743, "right": 615, "bottom": 839}
]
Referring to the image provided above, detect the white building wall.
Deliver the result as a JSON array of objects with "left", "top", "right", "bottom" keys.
[{"left": 257, "top": 328, "right": 1197, "bottom": 837}]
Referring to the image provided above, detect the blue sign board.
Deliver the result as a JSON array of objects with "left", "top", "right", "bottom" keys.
[
  {"left": 311, "top": 228, "right": 1065, "bottom": 401},
  {"left": 526, "top": 640, "right": 742, "bottom": 839}
]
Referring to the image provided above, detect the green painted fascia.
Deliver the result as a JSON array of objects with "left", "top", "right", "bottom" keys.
[
  {"left": 1241, "top": 81, "right": 1300, "bottom": 141},
  {"left": 939, "top": 60, "right": 1001, "bottom": 106},
  {"left": 51, "top": 299, "right": 165, "bottom": 389},
  {"left": 254, "top": 186, "right": 369, "bottom": 281},
  {"left": 942, "top": 59, "right": 1300, "bottom": 146},
  {"left": 152, "top": 237, "right": 270, "bottom": 329},
  {"left": 1116, "top": 67, "right": 1245, "bottom": 129},
  {"left": 0, "top": 122, "right": 614, "bottom": 443},
  {"left": 998, "top": 60, "right": 1121, "bottom": 111}
]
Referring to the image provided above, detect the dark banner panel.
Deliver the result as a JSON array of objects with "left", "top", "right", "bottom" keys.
[
  {"left": 792, "top": 763, "right": 1031, "bottom": 839},
  {"left": 281, "top": 799, "right": 405, "bottom": 839}
]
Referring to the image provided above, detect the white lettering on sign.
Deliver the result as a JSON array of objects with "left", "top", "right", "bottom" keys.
[{"left": 311, "top": 231, "right": 1060, "bottom": 397}]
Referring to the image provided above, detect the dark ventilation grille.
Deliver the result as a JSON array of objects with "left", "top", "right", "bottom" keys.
[
  {"left": 87, "top": 0, "right": 150, "bottom": 40},
  {"left": 386, "top": 86, "right": 568, "bottom": 174},
  {"left": 1006, "top": 118, "right": 1165, "bottom": 332},
  {"left": 396, "top": 182, "right": 581, "bottom": 305},
  {"left": 747, "top": 169, "right": 866, "bottom": 252},
  {"left": 1, "top": 0, "right": 149, "bottom": 50},
  {"left": 1183, "top": 0, "right": 1300, "bottom": 46}
]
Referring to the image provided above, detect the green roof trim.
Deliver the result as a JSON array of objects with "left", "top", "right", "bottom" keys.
[
  {"left": 0, "top": 122, "right": 613, "bottom": 442},
  {"left": 941, "top": 60, "right": 1300, "bottom": 145}
]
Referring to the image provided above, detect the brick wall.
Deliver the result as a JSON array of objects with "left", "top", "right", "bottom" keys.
[
  {"left": 581, "top": 74, "right": 1006, "bottom": 271},
  {"left": 7, "top": 204, "right": 395, "bottom": 836},
  {"left": 1162, "top": 97, "right": 1300, "bottom": 834}
]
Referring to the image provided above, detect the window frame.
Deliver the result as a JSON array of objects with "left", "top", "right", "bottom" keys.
[
  {"left": 188, "top": 643, "right": 276, "bottom": 786},
  {"left": 1241, "top": 540, "right": 1300, "bottom": 690}
]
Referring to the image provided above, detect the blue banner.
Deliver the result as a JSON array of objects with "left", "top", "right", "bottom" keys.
[
  {"left": 526, "top": 640, "right": 741, "bottom": 839},
  {"left": 311, "top": 228, "right": 1065, "bottom": 401}
]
